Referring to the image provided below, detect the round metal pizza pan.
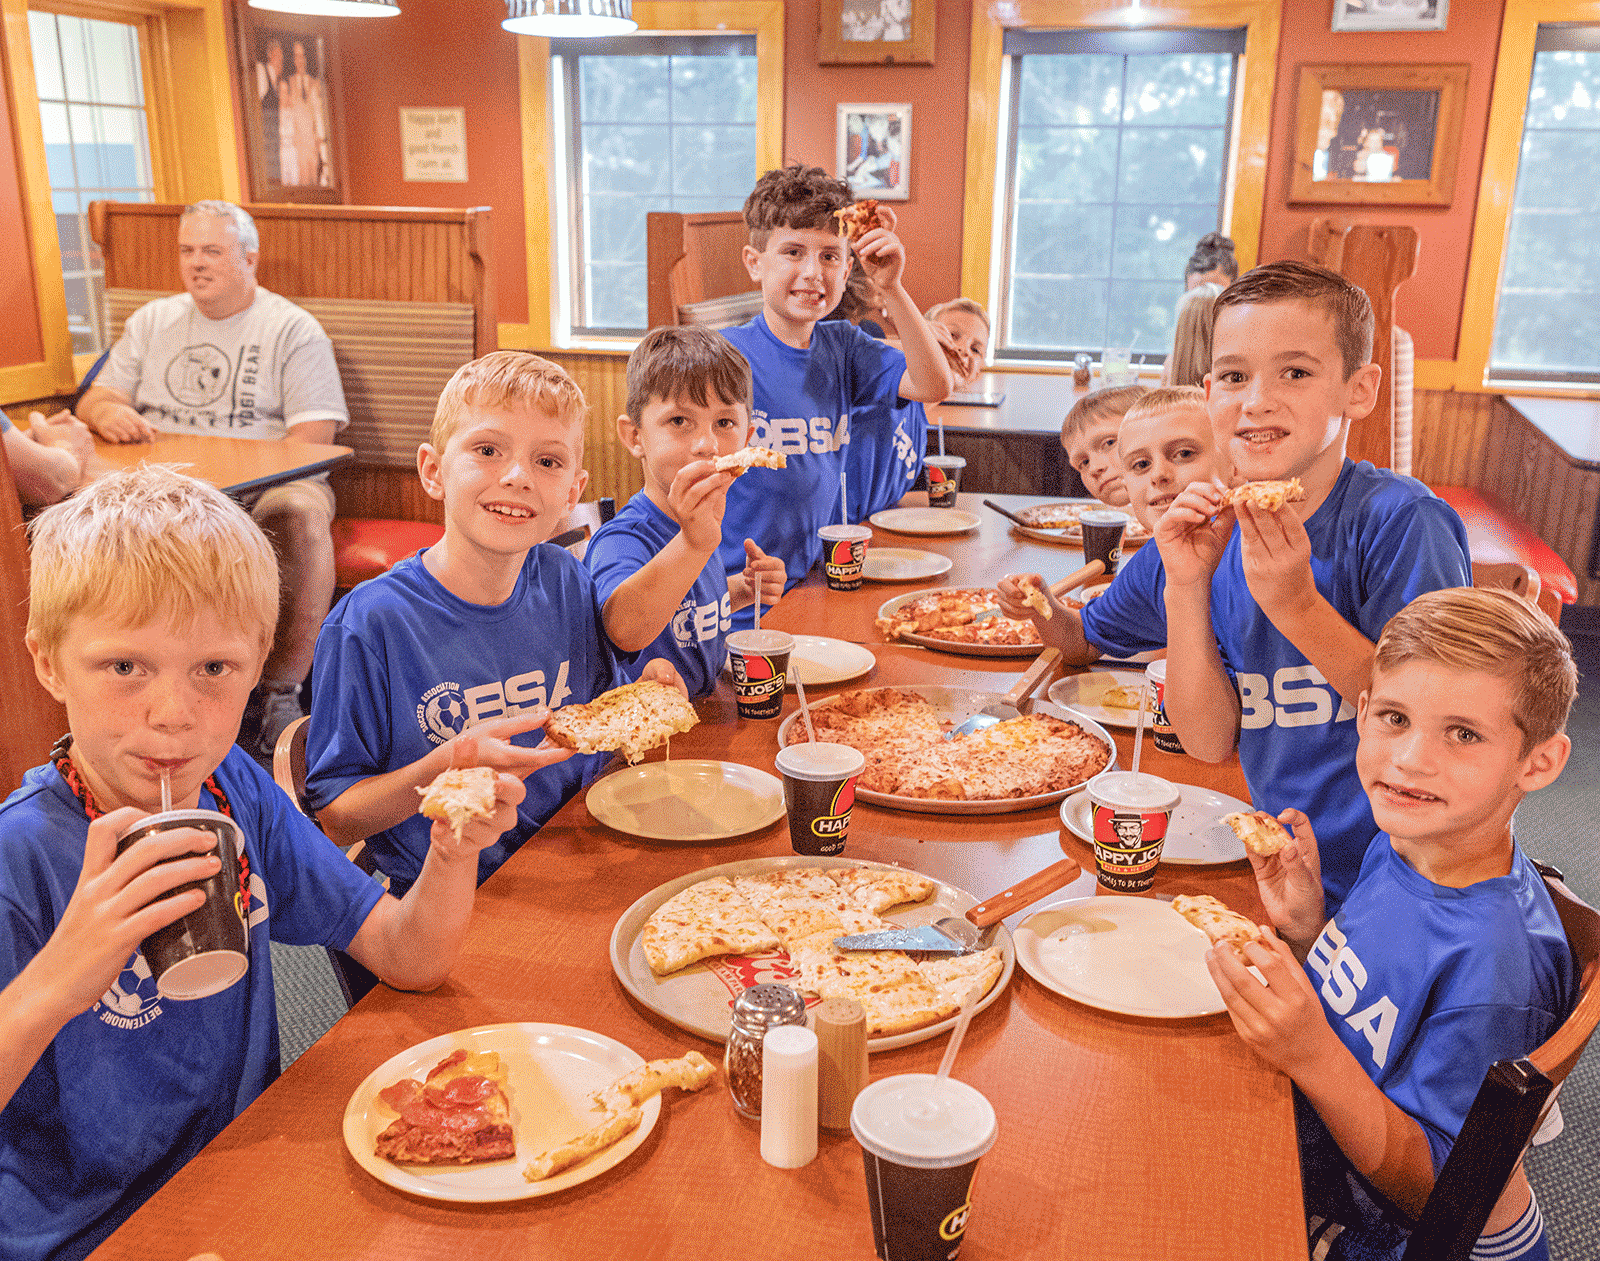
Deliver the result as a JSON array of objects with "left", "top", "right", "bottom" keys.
[
  {"left": 1008, "top": 500, "right": 1150, "bottom": 550},
  {"left": 875, "top": 587, "right": 1047, "bottom": 658},
  {"left": 608, "top": 854, "right": 1015, "bottom": 1053},
  {"left": 776, "top": 684, "right": 1117, "bottom": 816}
]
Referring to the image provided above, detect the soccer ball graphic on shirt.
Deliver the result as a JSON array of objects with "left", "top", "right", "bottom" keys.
[
  {"left": 101, "top": 952, "right": 156, "bottom": 1016},
  {"left": 424, "top": 688, "right": 469, "bottom": 741}
]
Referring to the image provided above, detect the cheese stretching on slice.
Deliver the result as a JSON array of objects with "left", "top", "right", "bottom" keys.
[
  {"left": 417, "top": 766, "right": 497, "bottom": 841},
  {"left": 544, "top": 680, "right": 699, "bottom": 764},
  {"left": 1220, "top": 479, "right": 1305, "bottom": 513},
  {"left": 713, "top": 447, "right": 787, "bottom": 475}
]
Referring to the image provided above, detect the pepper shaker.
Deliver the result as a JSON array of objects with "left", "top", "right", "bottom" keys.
[
  {"left": 1074, "top": 352, "right": 1092, "bottom": 388},
  {"left": 813, "top": 996, "right": 868, "bottom": 1131},
  {"left": 725, "top": 983, "right": 807, "bottom": 1119}
]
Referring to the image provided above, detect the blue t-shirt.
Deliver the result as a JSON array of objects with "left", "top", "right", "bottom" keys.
[
  {"left": 304, "top": 546, "right": 627, "bottom": 889},
  {"left": 585, "top": 493, "right": 731, "bottom": 700},
  {"left": 1080, "top": 460, "right": 1471, "bottom": 906},
  {"left": 849, "top": 397, "right": 926, "bottom": 519},
  {"left": 719, "top": 314, "right": 906, "bottom": 608},
  {"left": 1296, "top": 840, "right": 1575, "bottom": 1259},
  {"left": 0, "top": 749, "right": 384, "bottom": 1261}
]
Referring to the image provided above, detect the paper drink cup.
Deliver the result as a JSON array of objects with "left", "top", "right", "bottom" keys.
[
  {"left": 1144, "top": 659, "right": 1185, "bottom": 755},
  {"left": 1079, "top": 509, "right": 1129, "bottom": 578},
  {"left": 1086, "top": 770, "right": 1182, "bottom": 894},
  {"left": 818, "top": 524, "right": 872, "bottom": 591},
  {"left": 115, "top": 809, "right": 249, "bottom": 1000},
  {"left": 923, "top": 455, "right": 966, "bottom": 509},
  {"left": 775, "top": 742, "right": 865, "bottom": 856},
  {"left": 727, "top": 629, "right": 794, "bottom": 720},
  {"left": 851, "top": 1073, "right": 998, "bottom": 1261}
]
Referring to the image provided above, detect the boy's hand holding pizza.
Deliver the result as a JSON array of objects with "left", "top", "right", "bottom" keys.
[
  {"left": 1153, "top": 481, "right": 1234, "bottom": 590},
  {"left": 1241, "top": 808, "right": 1326, "bottom": 954},
  {"left": 447, "top": 709, "right": 577, "bottom": 781},
  {"left": 996, "top": 572, "right": 1057, "bottom": 627},
  {"left": 637, "top": 656, "right": 691, "bottom": 701},
  {"left": 667, "top": 458, "right": 737, "bottom": 554},
  {"left": 1234, "top": 498, "right": 1319, "bottom": 624},
  {"left": 849, "top": 204, "right": 907, "bottom": 291},
  {"left": 1207, "top": 932, "right": 1343, "bottom": 1081},
  {"left": 421, "top": 770, "right": 527, "bottom": 864}
]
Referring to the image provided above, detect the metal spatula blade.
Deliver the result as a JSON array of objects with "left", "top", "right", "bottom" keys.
[{"left": 946, "top": 647, "right": 1063, "bottom": 739}]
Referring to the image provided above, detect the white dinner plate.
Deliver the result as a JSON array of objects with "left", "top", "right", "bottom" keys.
[
  {"left": 1059, "top": 783, "right": 1249, "bottom": 864},
  {"left": 1048, "top": 669, "right": 1152, "bottom": 730},
  {"left": 1013, "top": 896, "right": 1224, "bottom": 1018},
  {"left": 586, "top": 760, "right": 785, "bottom": 843},
  {"left": 862, "top": 547, "right": 954, "bottom": 583},
  {"left": 342, "top": 1022, "right": 660, "bottom": 1202},
  {"left": 609, "top": 855, "right": 1015, "bottom": 1053},
  {"left": 868, "top": 507, "right": 981, "bottom": 536},
  {"left": 788, "top": 634, "right": 877, "bottom": 687}
]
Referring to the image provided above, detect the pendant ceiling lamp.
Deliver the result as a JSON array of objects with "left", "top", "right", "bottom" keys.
[
  {"left": 502, "top": 0, "right": 637, "bottom": 38},
  {"left": 247, "top": 0, "right": 400, "bottom": 16}
]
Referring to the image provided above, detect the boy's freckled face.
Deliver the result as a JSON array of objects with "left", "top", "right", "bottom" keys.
[
  {"left": 1206, "top": 299, "right": 1370, "bottom": 486},
  {"left": 742, "top": 227, "right": 851, "bottom": 333},
  {"left": 1064, "top": 417, "right": 1129, "bottom": 507},
  {"left": 1356, "top": 660, "right": 1537, "bottom": 851},
  {"left": 425, "top": 404, "right": 586, "bottom": 557},
  {"left": 1118, "top": 406, "right": 1226, "bottom": 532},
  {"left": 624, "top": 392, "right": 749, "bottom": 505},
  {"left": 32, "top": 612, "right": 264, "bottom": 815}
]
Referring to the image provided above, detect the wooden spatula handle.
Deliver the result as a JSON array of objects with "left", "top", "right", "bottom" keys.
[
  {"left": 966, "top": 857, "right": 1084, "bottom": 928},
  {"left": 1003, "top": 647, "right": 1064, "bottom": 707},
  {"left": 1049, "top": 559, "right": 1105, "bottom": 598}
]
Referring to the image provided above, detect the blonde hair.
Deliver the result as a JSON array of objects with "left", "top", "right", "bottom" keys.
[
  {"left": 431, "top": 351, "right": 588, "bottom": 452},
  {"left": 27, "top": 464, "right": 279, "bottom": 656},
  {"left": 1165, "top": 283, "right": 1222, "bottom": 389},
  {"left": 1062, "top": 383, "right": 1149, "bottom": 446},
  {"left": 924, "top": 298, "right": 990, "bottom": 332},
  {"left": 1374, "top": 587, "right": 1577, "bottom": 753},
  {"left": 1121, "top": 385, "right": 1208, "bottom": 433}
]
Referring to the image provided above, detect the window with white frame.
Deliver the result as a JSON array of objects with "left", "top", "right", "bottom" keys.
[
  {"left": 1490, "top": 26, "right": 1600, "bottom": 383},
  {"left": 997, "top": 27, "right": 1243, "bottom": 365},
  {"left": 554, "top": 35, "right": 758, "bottom": 336},
  {"left": 28, "top": 9, "right": 156, "bottom": 356}
]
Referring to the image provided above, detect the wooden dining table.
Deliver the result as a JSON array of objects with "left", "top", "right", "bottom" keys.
[
  {"left": 90, "top": 490, "right": 1307, "bottom": 1261},
  {"left": 85, "top": 430, "right": 353, "bottom": 497}
]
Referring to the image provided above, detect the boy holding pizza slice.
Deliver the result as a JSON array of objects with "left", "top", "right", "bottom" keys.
[
  {"left": 717, "top": 164, "right": 953, "bottom": 620},
  {"left": 1208, "top": 588, "right": 1577, "bottom": 1261},
  {"left": 0, "top": 466, "right": 525, "bottom": 1261}
]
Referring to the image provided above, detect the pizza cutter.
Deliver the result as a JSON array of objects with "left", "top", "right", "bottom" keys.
[
  {"left": 833, "top": 857, "right": 1084, "bottom": 954},
  {"left": 945, "top": 647, "right": 1064, "bottom": 739}
]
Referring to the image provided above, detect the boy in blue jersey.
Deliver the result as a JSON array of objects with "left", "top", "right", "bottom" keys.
[
  {"left": 1104, "top": 261, "right": 1472, "bottom": 908},
  {"left": 0, "top": 466, "right": 524, "bottom": 1261},
  {"left": 1209, "top": 587, "right": 1577, "bottom": 1261},
  {"left": 718, "top": 164, "right": 953, "bottom": 610},
  {"left": 305, "top": 352, "right": 685, "bottom": 893},
  {"left": 585, "top": 326, "right": 787, "bottom": 698}
]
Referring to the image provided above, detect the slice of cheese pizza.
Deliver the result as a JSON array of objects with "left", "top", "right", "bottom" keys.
[
  {"left": 1219, "top": 478, "right": 1305, "bottom": 513},
  {"left": 713, "top": 446, "right": 787, "bottom": 476},
  {"left": 641, "top": 877, "right": 779, "bottom": 975},
  {"left": 834, "top": 199, "right": 886, "bottom": 243},
  {"left": 1220, "top": 810, "right": 1292, "bottom": 857},
  {"left": 1171, "top": 894, "right": 1266, "bottom": 956},
  {"left": 416, "top": 766, "right": 497, "bottom": 841},
  {"left": 544, "top": 680, "right": 698, "bottom": 764}
]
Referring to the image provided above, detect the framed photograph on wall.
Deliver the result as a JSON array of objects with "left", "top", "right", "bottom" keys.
[
  {"left": 234, "top": 6, "right": 347, "bottom": 204},
  {"left": 837, "top": 103, "right": 912, "bottom": 201},
  {"left": 1289, "top": 63, "right": 1468, "bottom": 206},
  {"left": 1332, "top": 1, "right": 1449, "bottom": 32},
  {"left": 818, "top": 0, "right": 935, "bottom": 65}
]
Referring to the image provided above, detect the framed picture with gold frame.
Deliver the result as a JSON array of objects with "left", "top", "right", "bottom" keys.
[
  {"left": 818, "top": 0, "right": 934, "bottom": 66},
  {"left": 1290, "top": 63, "right": 1468, "bottom": 206},
  {"left": 234, "top": 5, "right": 348, "bottom": 204}
]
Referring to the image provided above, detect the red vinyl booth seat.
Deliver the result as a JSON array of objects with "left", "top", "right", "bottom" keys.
[
  {"left": 331, "top": 517, "right": 444, "bottom": 589},
  {"left": 1433, "top": 485, "right": 1578, "bottom": 609}
]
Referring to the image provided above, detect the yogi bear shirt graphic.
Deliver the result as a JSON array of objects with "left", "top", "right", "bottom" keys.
[{"left": 98, "top": 288, "right": 347, "bottom": 440}]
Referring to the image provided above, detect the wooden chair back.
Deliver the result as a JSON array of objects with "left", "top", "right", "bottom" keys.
[
  {"left": 1306, "top": 218, "right": 1420, "bottom": 472},
  {"left": 1470, "top": 560, "right": 1542, "bottom": 609},
  {"left": 647, "top": 210, "right": 759, "bottom": 329},
  {"left": 1401, "top": 874, "right": 1600, "bottom": 1261},
  {"left": 0, "top": 441, "right": 68, "bottom": 792}
]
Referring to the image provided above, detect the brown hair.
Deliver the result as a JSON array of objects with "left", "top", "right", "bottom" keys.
[
  {"left": 431, "top": 351, "right": 588, "bottom": 451},
  {"left": 1185, "top": 232, "right": 1237, "bottom": 284},
  {"left": 1165, "top": 283, "right": 1222, "bottom": 389},
  {"left": 1061, "top": 383, "right": 1149, "bottom": 445},
  {"left": 625, "top": 325, "right": 753, "bottom": 424},
  {"left": 1374, "top": 587, "right": 1577, "bottom": 753},
  {"left": 743, "top": 163, "right": 854, "bottom": 250},
  {"left": 924, "top": 298, "right": 990, "bottom": 332},
  {"left": 1213, "top": 260, "right": 1373, "bottom": 380},
  {"left": 1121, "top": 385, "right": 1208, "bottom": 432}
]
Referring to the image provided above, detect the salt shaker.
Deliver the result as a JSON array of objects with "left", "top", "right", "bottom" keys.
[
  {"left": 813, "top": 996, "right": 868, "bottom": 1131},
  {"left": 760, "top": 1024, "right": 818, "bottom": 1168},
  {"left": 725, "top": 983, "right": 807, "bottom": 1119}
]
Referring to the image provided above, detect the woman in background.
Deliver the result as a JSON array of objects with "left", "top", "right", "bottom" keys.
[{"left": 1184, "top": 232, "right": 1237, "bottom": 290}]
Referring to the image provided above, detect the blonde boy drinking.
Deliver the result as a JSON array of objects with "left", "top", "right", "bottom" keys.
[
  {"left": 305, "top": 352, "right": 685, "bottom": 893},
  {"left": 0, "top": 466, "right": 523, "bottom": 1261},
  {"left": 1211, "top": 588, "right": 1576, "bottom": 1261},
  {"left": 585, "top": 326, "right": 786, "bottom": 698}
]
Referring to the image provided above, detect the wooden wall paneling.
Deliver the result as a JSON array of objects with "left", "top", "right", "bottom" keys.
[
  {"left": 543, "top": 351, "right": 643, "bottom": 507},
  {"left": 1409, "top": 388, "right": 1496, "bottom": 487},
  {"left": 328, "top": 462, "right": 444, "bottom": 526}
]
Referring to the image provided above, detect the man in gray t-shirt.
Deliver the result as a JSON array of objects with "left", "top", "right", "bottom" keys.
[{"left": 76, "top": 200, "right": 348, "bottom": 762}]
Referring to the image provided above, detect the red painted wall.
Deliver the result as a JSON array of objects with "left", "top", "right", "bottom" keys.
[{"left": 0, "top": 59, "right": 45, "bottom": 369}]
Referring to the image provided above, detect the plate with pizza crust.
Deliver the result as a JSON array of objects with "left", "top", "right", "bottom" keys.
[
  {"left": 1058, "top": 783, "right": 1250, "bottom": 864},
  {"left": 868, "top": 507, "right": 982, "bottom": 536},
  {"left": 776, "top": 685, "right": 1116, "bottom": 816},
  {"left": 1007, "top": 500, "right": 1151, "bottom": 549},
  {"left": 609, "top": 855, "right": 1015, "bottom": 1052},
  {"left": 1013, "top": 895, "right": 1225, "bottom": 1018},
  {"left": 875, "top": 588, "right": 1046, "bottom": 658},
  {"left": 342, "top": 1022, "right": 661, "bottom": 1202},
  {"left": 1047, "top": 669, "right": 1153, "bottom": 730},
  {"left": 587, "top": 760, "right": 785, "bottom": 843}
]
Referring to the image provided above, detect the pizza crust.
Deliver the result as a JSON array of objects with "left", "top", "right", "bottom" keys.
[
  {"left": 713, "top": 447, "right": 787, "bottom": 476},
  {"left": 1220, "top": 810, "right": 1292, "bottom": 857}
]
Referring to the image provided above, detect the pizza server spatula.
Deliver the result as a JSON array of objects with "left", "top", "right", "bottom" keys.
[
  {"left": 832, "top": 857, "right": 1084, "bottom": 954},
  {"left": 945, "top": 647, "right": 1063, "bottom": 739}
]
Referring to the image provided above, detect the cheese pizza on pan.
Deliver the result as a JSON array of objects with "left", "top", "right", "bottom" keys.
[{"left": 876, "top": 589, "right": 1043, "bottom": 647}]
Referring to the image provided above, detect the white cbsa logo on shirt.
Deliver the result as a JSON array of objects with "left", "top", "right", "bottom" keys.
[
  {"left": 1306, "top": 920, "right": 1399, "bottom": 1069},
  {"left": 750, "top": 409, "right": 851, "bottom": 457},
  {"left": 671, "top": 592, "right": 733, "bottom": 647},
  {"left": 417, "top": 663, "right": 574, "bottom": 745},
  {"left": 1236, "top": 666, "right": 1357, "bottom": 731}
]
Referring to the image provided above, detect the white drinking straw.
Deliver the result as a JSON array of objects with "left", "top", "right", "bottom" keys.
[
  {"left": 938, "top": 418, "right": 946, "bottom": 457},
  {"left": 753, "top": 587, "right": 761, "bottom": 631},
  {"left": 793, "top": 671, "right": 818, "bottom": 744},
  {"left": 935, "top": 979, "right": 986, "bottom": 1082},
  {"left": 160, "top": 768, "right": 171, "bottom": 814},
  {"left": 840, "top": 468, "right": 849, "bottom": 525},
  {"left": 1131, "top": 682, "right": 1148, "bottom": 775}
]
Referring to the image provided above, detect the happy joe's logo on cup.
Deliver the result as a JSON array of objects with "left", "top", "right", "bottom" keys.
[{"left": 810, "top": 775, "right": 857, "bottom": 840}]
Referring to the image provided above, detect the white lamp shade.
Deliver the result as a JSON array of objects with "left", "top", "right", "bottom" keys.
[
  {"left": 502, "top": 0, "right": 637, "bottom": 37},
  {"left": 247, "top": 0, "right": 400, "bottom": 15}
]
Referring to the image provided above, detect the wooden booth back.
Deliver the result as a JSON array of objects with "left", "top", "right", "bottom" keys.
[{"left": 646, "top": 210, "right": 763, "bottom": 330}]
